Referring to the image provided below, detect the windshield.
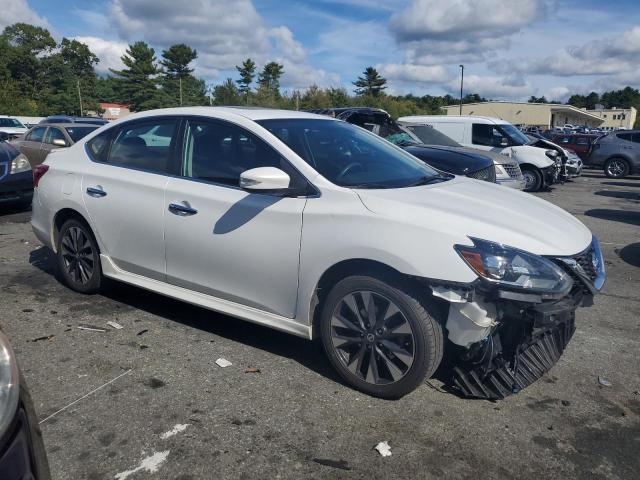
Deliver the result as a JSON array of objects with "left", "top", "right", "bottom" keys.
[
  {"left": 0, "top": 118, "right": 25, "bottom": 128},
  {"left": 499, "top": 124, "right": 530, "bottom": 146},
  {"left": 66, "top": 126, "right": 98, "bottom": 142},
  {"left": 257, "top": 118, "right": 443, "bottom": 189},
  {"left": 403, "top": 125, "right": 460, "bottom": 147}
]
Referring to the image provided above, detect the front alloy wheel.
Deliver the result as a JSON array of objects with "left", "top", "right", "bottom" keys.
[
  {"left": 522, "top": 168, "right": 542, "bottom": 192},
  {"left": 321, "top": 276, "right": 443, "bottom": 399},
  {"left": 604, "top": 158, "right": 629, "bottom": 178},
  {"left": 56, "top": 219, "right": 102, "bottom": 293}
]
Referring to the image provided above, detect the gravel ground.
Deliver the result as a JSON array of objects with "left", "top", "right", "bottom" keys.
[{"left": 0, "top": 172, "right": 638, "bottom": 480}]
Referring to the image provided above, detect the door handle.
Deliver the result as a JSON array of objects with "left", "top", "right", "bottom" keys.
[
  {"left": 86, "top": 186, "right": 107, "bottom": 197},
  {"left": 169, "top": 202, "right": 198, "bottom": 216}
]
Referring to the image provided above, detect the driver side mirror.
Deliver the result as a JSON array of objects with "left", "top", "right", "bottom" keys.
[
  {"left": 239, "top": 167, "right": 290, "bottom": 191},
  {"left": 52, "top": 138, "right": 67, "bottom": 147}
]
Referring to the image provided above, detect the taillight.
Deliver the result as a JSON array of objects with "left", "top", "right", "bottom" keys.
[{"left": 33, "top": 164, "right": 49, "bottom": 187}]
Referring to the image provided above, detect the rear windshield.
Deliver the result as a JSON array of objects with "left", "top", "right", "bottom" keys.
[
  {"left": 404, "top": 125, "right": 460, "bottom": 147},
  {"left": 66, "top": 126, "right": 98, "bottom": 142}
]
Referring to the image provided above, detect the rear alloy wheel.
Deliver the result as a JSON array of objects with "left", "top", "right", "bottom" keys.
[
  {"left": 522, "top": 167, "right": 543, "bottom": 192},
  {"left": 604, "top": 158, "right": 630, "bottom": 178},
  {"left": 320, "top": 276, "right": 442, "bottom": 399},
  {"left": 56, "top": 219, "right": 102, "bottom": 293}
]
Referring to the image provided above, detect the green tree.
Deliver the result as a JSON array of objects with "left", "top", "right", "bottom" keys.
[
  {"left": 110, "top": 41, "right": 162, "bottom": 111},
  {"left": 257, "top": 61, "right": 284, "bottom": 95},
  {"left": 213, "top": 78, "right": 242, "bottom": 105},
  {"left": 236, "top": 58, "right": 256, "bottom": 97},
  {"left": 353, "top": 66, "right": 387, "bottom": 97},
  {"left": 160, "top": 43, "right": 205, "bottom": 106}
]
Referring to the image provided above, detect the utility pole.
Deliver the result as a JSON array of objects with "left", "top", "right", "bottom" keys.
[
  {"left": 295, "top": 90, "right": 299, "bottom": 111},
  {"left": 459, "top": 65, "right": 464, "bottom": 115},
  {"left": 179, "top": 77, "right": 183, "bottom": 106},
  {"left": 77, "top": 79, "right": 84, "bottom": 117}
]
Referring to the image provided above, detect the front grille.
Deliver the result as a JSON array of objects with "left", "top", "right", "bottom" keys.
[
  {"left": 503, "top": 161, "right": 523, "bottom": 179},
  {"left": 466, "top": 165, "right": 496, "bottom": 183}
]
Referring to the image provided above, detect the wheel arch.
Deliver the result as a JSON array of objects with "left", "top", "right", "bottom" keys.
[
  {"left": 52, "top": 208, "right": 96, "bottom": 253},
  {"left": 309, "top": 258, "right": 427, "bottom": 340}
]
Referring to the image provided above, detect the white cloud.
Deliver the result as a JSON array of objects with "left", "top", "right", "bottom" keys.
[
  {"left": 447, "top": 74, "right": 534, "bottom": 100},
  {"left": 74, "top": 36, "right": 128, "bottom": 73},
  {"left": 377, "top": 63, "right": 450, "bottom": 83},
  {"left": 0, "top": 0, "right": 49, "bottom": 30},
  {"left": 270, "top": 26, "right": 306, "bottom": 63},
  {"left": 390, "top": 0, "right": 540, "bottom": 42}
]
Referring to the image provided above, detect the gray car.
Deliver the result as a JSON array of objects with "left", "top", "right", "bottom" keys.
[
  {"left": 588, "top": 130, "right": 640, "bottom": 178},
  {"left": 13, "top": 123, "right": 98, "bottom": 167}
]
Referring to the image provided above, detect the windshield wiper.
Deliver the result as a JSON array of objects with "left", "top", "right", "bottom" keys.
[
  {"left": 347, "top": 183, "right": 391, "bottom": 189},
  {"left": 406, "top": 175, "right": 451, "bottom": 187}
]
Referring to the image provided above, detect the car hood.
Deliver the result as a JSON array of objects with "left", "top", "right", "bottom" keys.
[
  {"left": 402, "top": 145, "right": 493, "bottom": 175},
  {"left": 446, "top": 145, "right": 513, "bottom": 165},
  {"left": 356, "top": 176, "right": 591, "bottom": 256}
]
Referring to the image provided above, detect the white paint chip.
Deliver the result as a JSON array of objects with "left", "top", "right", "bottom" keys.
[
  {"left": 114, "top": 450, "right": 170, "bottom": 480},
  {"left": 215, "top": 358, "right": 232, "bottom": 368},
  {"left": 107, "top": 321, "right": 123, "bottom": 330},
  {"left": 160, "top": 423, "right": 190, "bottom": 439},
  {"left": 374, "top": 441, "right": 392, "bottom": 457}
]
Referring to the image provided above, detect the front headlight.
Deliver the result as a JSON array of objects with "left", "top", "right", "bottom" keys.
[
  {"left": 10, "top": 154, "right": 31, "bottom": 174},
  {"left": 0, "top": 331, "right": 19, "bottom": 439},
  {"left": 455, "top": 238, "right": 573, "bottom": 295},
  {"left": 494, "top": 164, "right": 508, "bottom": 177}
]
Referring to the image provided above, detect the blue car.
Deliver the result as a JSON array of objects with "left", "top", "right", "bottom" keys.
[{"left": 0, "top": 132, "right": 33, "bottom": 208}]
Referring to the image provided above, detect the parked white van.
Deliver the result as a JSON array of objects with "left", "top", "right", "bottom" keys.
[{"left": 398, "top": 116, "right": 560, "bottom": 192}]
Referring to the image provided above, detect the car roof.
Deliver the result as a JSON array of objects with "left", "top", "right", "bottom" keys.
[
  {"left": 116, "top": 106, "right": 333, "bottom": 123},
  {"left": 399, "top": 115, "right": 508, "bottom": 125},
  {"left": 41, "top": 123, "right": 100, "bottom": 128}
]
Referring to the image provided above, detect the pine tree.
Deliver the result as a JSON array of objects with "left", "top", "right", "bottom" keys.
[
  {"left": 353, "top": 66, "right": 387, "bottom": 97},
  {"left": 235, "top": 58, "right": 256, "bottom": 97},
  {"left": 160, "top": 44, "right": 205, "bottom": 106},
  {"left": 257, "top": 62, "right": 284, "bottom": 95},
  {"left": 110, "top": 41, "right": 162, "bottom": 112}
]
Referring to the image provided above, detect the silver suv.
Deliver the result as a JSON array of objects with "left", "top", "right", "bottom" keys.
[{"left": 589, "top": 130, "right": 640, "bottom": 178}]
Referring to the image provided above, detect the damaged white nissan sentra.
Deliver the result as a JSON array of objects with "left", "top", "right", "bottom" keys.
[{"left": 31, "top": 107, "right": 605, "bottom": 399}]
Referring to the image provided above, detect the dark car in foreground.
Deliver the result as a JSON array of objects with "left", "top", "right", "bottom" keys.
[
  {"left": 13, "top": 124, "right": 99, "bottom": 167},
  {"left": 307, "top": 108, "right": 498, "bottom": 183},
  {"left": 38, "top": 115, "right": 108, "bottom": 126},
  {"left": 0, "top": 329, "right": 51, "bottom": 479},
  {"left": 588, "top": 130, "right": 640, "bottom": 178},
  {"left": 0, "top": 133, "right": 33, "bottom": 208}
]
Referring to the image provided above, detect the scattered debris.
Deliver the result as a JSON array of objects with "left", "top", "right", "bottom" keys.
[
  {"left": 50, "top": 310, "right": 57, "bottom": 315},
  {"left": 137, "top": 329, "right": 149, "bottom": 336},
  {"left": 144, "top": 377, "right": 166, "bottom": 389},
  {"left": 139, "top": 345, "right": 149, "bottom": 350},
  {"left": 312, "top": 458, "right": 351, "bottom": 470},
  {"left": 77, "top": 324, "right": 108, "bottom": 332},
  {"left": 30, "top": 334, "right": 55, "bottom": 342},
  {"left": 114, "top": 450, "right": 170, "bottom": 480},
  {"left": 64, "top": 328, "right": 72, "bottom": 332},
  {"left": 215, "top": 358, "right": 232, "bottom": 368},
  {"left": 22, "top": 308, "right": 34, "bottom": 313},
  {"left": 160, "top": 424, "right": 190, "bottom": 439},
  {"left": 107, "top": 321, "right": 124, "bottom": 330},
  {"left": 245, "top": 367, "right": 261, "bottom": 373},
  {"left": 374, "top": 441, "right": 392, "bottom": 457},
  {"left": 547, "top": 425, "right": 554, "bottom": 431},
  {"left": 633, "top": 390, "right": 639, "bottom": 396},
  {"left": 598, "top": 376, "right": 613, "bottom": 387},
  {"left": 561, "top": 400, "right": 571, "bottom": 406}
]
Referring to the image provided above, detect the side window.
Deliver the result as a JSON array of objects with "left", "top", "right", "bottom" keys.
[
  {"left": 44, "top": 127, "right": 66, "bottom": 145},
  {"left": 87, "top": 131, "right": 111, "bottom": 161},
  {"left": 107, "top": 119, "right": 178, "bottom": 174},
  {"left": 576, "top": 137, "right": 589, "bottom": 145},
  {"left": 472, "top": 124, "right": 504, "bottom": 147},
  {"left": 26, "top": 127, "right": 47, "bottom": 142},
  {"left": 182, "top": 119, "right": 288, "bottom": 187}
]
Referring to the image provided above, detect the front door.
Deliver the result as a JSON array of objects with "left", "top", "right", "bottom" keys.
[
  {"left": 82, "top": 117, "right": 180, "bottom": 280},
  {"left": 164, "top": 118, "right": 306, "bottom": 318}
]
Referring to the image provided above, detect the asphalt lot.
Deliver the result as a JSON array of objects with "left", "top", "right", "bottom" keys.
[{"left": 0, "top": 171, "right": 639, "bottom": 479}]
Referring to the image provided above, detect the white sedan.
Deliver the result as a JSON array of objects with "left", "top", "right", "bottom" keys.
[{"left": 31, "top": 107, "right": 604, "bottom": 399}]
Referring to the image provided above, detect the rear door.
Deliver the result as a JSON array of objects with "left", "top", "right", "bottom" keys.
[
  {"left": 82, "top": 117, "right": 180, "bottom": 280},
  {"left": 164, "top": 117, "right": 306, "bottom": 317},
  {"left": 19, "top": 126, "right": 47, "bottom": 166}
]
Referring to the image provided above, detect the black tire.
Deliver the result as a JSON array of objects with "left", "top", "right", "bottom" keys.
[
  {"left": 320, "top": 275, "right": 443, "bottom": 399},
  {"left": 522, "top": 167, "right": 543, "bottom": 192},
  {"left": 604, "top": 158, "right": 630, "bottom": 178},
  {"left": 56, "top": 218, "right": 102, "bottom": 294}
]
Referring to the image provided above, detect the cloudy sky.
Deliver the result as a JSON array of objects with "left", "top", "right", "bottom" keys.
[{"left": 3, "top": 0, "right": 640, "bottom": 101}]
